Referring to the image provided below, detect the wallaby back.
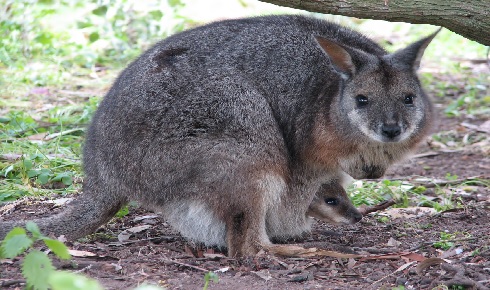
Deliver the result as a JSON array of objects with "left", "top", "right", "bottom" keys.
[{"left": 0, "top": 15, "right": 437, "bottom": 256}]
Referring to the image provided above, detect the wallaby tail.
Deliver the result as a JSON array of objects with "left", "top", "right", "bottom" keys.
[{"left": 0, "top": 192, "right": 126, "bottom": 241}]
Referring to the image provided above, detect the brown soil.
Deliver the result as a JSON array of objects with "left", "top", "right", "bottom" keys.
[{"left": 1, "top": 72, "right": 489, "bottom": 290}]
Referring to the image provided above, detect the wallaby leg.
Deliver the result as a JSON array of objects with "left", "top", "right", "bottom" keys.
[{"left": 225, "top": 205, "right": 271, "bottom": 257}]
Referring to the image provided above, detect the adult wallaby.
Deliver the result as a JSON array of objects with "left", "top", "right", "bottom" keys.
[{"left": 0, "top": 15, "right": 438, "bottom": 257}]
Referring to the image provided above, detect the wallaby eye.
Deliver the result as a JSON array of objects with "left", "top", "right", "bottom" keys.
[
  {"left": 325, "top": 198, "right": 339, "bottom": 206},
  {"left": 404, "top": 94, "right": 415, "bottom": 105},
  {"left": 356, "top": 94, "right": 369, "bottom": 108}
]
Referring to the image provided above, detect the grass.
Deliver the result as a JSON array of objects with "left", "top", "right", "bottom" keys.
[{"left": 1, "top": 0, "right": 489, "bottom": 210}]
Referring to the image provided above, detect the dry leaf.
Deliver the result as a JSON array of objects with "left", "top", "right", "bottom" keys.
[
  {"left": 440, "top": 248, "right": 463, "bottom": 259},
  {"left": 415, "top": 257, "right": 448, "bottom": 275},
  {"left": 214, "top": 267, "right": 229, "bottom": 273},
  {"left": 117, "top": 225, "right": 151, "bottom": 242},
  {"left": 252, "top": 269, "right": 272, "bottom": 281},
  {"left": 268, "top": 245, "right": 362, "bottom": 258},
  {"left": 383, "top": 207, "right": 437, "bottom": 219},
  {"left": 203, "top": 253, "right": 226, "bottom": 259},
  {"left": 26, "top": 132, "right": 48, "bottom": 141},
  {"left": 401, "top": 252, "right": 426, "bottom": 262},
  {"left": 387, "top": 237, "right": 401, "bottom": 247},
  {"left": 42, "top": 198, "right": 73, "bottom": 206},
  {"left": 133, "top": 215, "right": 159, "bottom": 221},
  {"left": 477, "top": 120, "right": 490, "bottom": 133},
  {"left": 68, "top": 249, "right": 97, "bottom": 257}
]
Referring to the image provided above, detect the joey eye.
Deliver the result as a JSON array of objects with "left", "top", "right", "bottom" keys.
[
  {"left": 325, "top": 198, "right": 339, "bottom": 206},
  {"left": 356, "top": 94, "right": 369, "bottom": 108},
  {"left": 404, "top": 94, "right": 415, "bottom": 105}
]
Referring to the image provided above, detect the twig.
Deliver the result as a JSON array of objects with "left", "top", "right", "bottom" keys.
[
  {"left": 162, "top": 258, "right": 209, "bottom": 272},
  {"left": 412, "top": 176, "right": 485, "bottom": 188},
  {"left": 0, "top": 280, "right": 25, "bottom": 287},
  {"left": 358, "top": 199, "right": 396, "bottom": 215},
  {"left": 107, "top": 235, "right": 179, "bottom": 246},
  {"left": 44, "top": 128, "right": 85, "bottom": 141},
  {"left": 74, "top": 264, "right": 92, "bottom": 274},
  {"left": 57, "top": 90, "right": 99, "bottom": 97}
]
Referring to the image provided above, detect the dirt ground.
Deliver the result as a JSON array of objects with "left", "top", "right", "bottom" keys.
[{"left": 1, "top": 68, "right": 489, "bottom": 289}]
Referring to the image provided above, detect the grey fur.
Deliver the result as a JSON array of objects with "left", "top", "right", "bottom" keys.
[{"left": 0, "top": 15, "right": 437, "bottom": 256}]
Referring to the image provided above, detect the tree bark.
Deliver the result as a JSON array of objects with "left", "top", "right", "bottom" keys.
[{"left": 259, "top": 0, "right": 490, "bottom": 46}]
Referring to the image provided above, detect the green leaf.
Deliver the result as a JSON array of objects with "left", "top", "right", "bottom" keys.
[
  {"left": 22, "top": 250, "right": 54, "bottom": 290},
  {"left": 92, "top": 6, "right": 108, "bottom": 16},
  {"left": 1, "top": 228, "right": 32, "bottom": 258},
  {"left": 27, "top": 169, "right": 40, "bottom": 178},
  {"left": 49, "top": 271, "right": 103, "bottom": 290},
  {"left": 38, "top": 172, "right": 50, "bottom": 184},
  {"left": 23, "top": 159, "right": 33, "bottom": 170},
  {"left": 149, "top": 10, "right": 163, "bottom": 19},
  {"left": 3, "top": 164, "right": 14, "bottom": 177},
  {"left": 89, "top": 32, "right": 99, "bottom": 43},
  {"left": 42, "top": 238, "right": 71, "bottom": 260},
  {"left": 25, "top": 221, "right": 42, "bottom": 238},
  {"left": 115, "top": 205, "right": 129, "bottom": 218},
  {"left": 61, "top": 175, "right": 72, "bottom": 186}
]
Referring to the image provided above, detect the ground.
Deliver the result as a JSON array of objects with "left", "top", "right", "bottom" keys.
[{"left": 1, "top": 66, "right": 489, "bottom": 290}]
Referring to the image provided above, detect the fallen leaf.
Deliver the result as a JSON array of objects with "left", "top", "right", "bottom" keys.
[
  {"left": 440, "top": 248, "right": 463, "bottom": 259},
  {"left": 382, "top": 207, "right": 437, "bottom": 219},
  {"left": 401, "top": 252, "right": 426, "bottom": 262},
  {"left": 387, "top": 237, "right": 401, "bottom": 247},
  {"left": 68, "top": 250, "right": 97, "bottom": 257},
  {"left": 268, "top": 245, "right": 363, "bottom": 258},
  {"left": 415, "top": 257, "right": 448, "bottom": 275},
  {"left": 0, "top": 153, "right": 23, "bottom": 161},
  {"left": 117, "top": 225, "right": 151, "bottom": 242},
  {"left": 477, "top": 120, "right": 490, "bottom": 133},
  {"left": 252, "top": 269, "right": 272, "bottom": 281},
  {"left": 42, "top": 198, "right": 73, "bottom": 206},
  {"left": 203, "top": 253, "right": 226, "bottom": 259},
  {"left": 347, "top": 258, "right": 356, "bottom": 269},
  {"left": 26, "top": 132, "right": 48, "bottom": 141},
  {"left": 133, "top": 215, "right": 159, "bottom": 222}
]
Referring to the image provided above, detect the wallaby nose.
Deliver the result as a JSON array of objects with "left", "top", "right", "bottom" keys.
[{"left": 381, "top": 124, "right": 401, "bottom": 139}]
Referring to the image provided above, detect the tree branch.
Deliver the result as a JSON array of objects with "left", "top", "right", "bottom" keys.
[{"left": 259, "top": 0, "right": 490, "bottom": 46}]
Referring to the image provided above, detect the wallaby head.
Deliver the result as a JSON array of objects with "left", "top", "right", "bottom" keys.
[
  {"left": 315, "top": 30, "right": 438, "bottom": 143},
  {"left": 307, "top": 180, "right": 362, "bottom": 225},
  {"left": 312, "top": 30, "right": 439, "bottom": 179}
]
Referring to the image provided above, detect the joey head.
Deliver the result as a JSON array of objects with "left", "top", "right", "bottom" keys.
[{"left": 307, "top": 180, "right": 362, "bottom": 225}]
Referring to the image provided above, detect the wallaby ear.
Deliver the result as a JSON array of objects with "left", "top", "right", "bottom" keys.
[
  {"left": 387, "top": 28, "right": 441, "bottom": 71},
  {"left": 314, "top": 36, "right": 355, "bottom": 79}
]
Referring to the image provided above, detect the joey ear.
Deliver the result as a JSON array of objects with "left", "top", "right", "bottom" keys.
[
  {"left": 387, "top": 28, "right": 441, "bottom": 71},
  {"left": 314, "top": 36, "right": 356, "bottom": 80}
]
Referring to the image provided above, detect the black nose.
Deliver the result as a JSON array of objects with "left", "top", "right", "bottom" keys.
[{"left": 381, "top": 124, "right": 401, "bottom": 139}]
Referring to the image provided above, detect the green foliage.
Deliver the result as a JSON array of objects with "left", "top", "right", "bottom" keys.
[
  {"left": 115, "top": 205, "right": 130, "bottom": 218},
  {"left": 347, "top": 178, "right": 470, "bottom": 213},
  {"left": 0, "top": 222, "right": 105, "bottom": 290},
  {"left": 348, "top": 179, "right": 417, "bottom": 207},
  {"left": 433, "top": 232, "right": 456, "bottom": 250},
  {"left": 203, "top": 272, "right": 219, "bottom": 290},
  {"left": 22, "top": 250, "right": 55, "bottom": 290},
  {"left": 49, "top": 271, "right": 104, "bottom": 290}
]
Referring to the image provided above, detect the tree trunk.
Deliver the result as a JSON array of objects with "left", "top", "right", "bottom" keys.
[{"left": 259, "top": 0, "right": 490, "bottom": 46}]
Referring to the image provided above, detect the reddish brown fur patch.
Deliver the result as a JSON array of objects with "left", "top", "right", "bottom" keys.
[{"left": 302, "top": 118, "right": 357, "bottom": 169}]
